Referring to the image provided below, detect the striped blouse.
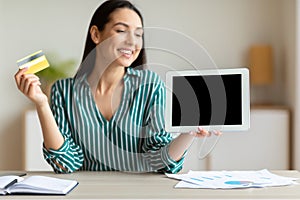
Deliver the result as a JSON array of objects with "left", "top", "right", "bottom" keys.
[{"left": 43, "top": 68, "right": 185, "bottom": 174}]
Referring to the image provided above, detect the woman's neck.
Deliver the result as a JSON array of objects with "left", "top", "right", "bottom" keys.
[
  {"left": 98, "top": 66, "right": 125, "bottom": 94},
  {"left": 88, "top": 63, "right": 125, "bottom": 95}
]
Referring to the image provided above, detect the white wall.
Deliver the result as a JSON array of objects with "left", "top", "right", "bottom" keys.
[{"left": 0, "top": 0, "right": 293, "bottom": 170}]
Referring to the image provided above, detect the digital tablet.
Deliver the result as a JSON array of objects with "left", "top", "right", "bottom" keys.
[{"left": 165, "top": 68, "right": 250, "bottom": 132}]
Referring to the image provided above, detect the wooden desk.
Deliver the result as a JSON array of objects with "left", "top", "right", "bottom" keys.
[{"left": 1, "top": 171, "right": 300, "bottom": 199}]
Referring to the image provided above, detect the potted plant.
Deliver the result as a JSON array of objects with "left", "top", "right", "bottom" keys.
[{"left": 36, "top": 54, "right": 77, "bottom": 98}]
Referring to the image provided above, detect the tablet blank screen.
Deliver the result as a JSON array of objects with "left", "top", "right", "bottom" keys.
[{"left": 172, "top": 74, "right": 242, "bottom": 126}]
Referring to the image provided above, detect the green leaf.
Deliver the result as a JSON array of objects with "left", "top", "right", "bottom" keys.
[{"left": 36, "top": 57, "right": 77, "bottom": 82}]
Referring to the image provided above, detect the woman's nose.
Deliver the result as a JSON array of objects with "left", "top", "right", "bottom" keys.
[{"left": 125, "top": 31, "right": 135, "bottom": 46}]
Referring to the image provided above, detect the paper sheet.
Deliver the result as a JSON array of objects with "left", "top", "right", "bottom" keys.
[{"left": 166, "top": 169, "right": 298, "bottom": 189}]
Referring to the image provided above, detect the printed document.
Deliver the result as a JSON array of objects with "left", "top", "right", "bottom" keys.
[{"left": 166, "top": 169, "right": 298, "bottom": 189}]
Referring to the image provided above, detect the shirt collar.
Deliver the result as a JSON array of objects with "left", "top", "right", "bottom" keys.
[{"left": 126, "top": 67, "right": 141, "bottom": 77}]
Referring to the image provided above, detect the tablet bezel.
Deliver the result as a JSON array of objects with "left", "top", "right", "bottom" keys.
[{"left": 165, "top": 68, "right": 250, "bottom": 133}]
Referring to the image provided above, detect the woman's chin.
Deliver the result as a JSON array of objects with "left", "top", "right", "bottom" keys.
[{"left": 116, "top": 58, "right": 135, "bottom": 67}]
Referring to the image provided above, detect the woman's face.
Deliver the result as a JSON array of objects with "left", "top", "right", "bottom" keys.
[{"left": 94, "top": 8, "right": 143, "bottom": 68}]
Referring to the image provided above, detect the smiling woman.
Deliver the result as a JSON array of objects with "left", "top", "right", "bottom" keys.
[
  {"left": 14, "top": 0, "right": 218, "bottom": 174},
  {"left": 76, "top": 0, "right": 146, "bottom": 78}
]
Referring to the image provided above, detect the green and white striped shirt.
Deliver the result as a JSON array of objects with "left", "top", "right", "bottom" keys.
[{"left": 43, "top": 68, "right": 185, "bottom": 173}]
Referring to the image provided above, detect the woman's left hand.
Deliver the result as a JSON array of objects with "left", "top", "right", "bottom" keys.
[{"left": 189, "top": 127, "right": 222, "bottom": 138}]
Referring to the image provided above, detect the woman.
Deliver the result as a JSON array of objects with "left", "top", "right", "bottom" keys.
[{"left": 14, "top": 0, "right": 220, "bottom": 173}]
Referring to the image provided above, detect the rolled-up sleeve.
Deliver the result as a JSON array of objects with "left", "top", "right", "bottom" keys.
[
  {"left": 43, "top": 80, "right": 83, "bottom": 173},
  {"left": 142, "top": 129, "right": 186, "bottom": 174},
  {"left": 43, "top": 136, "right": 83, "bottom": 173}
]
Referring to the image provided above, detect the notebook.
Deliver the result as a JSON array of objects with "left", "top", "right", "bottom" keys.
[{"left": 0, "top": 175, "right": 78, "bottom": 195}]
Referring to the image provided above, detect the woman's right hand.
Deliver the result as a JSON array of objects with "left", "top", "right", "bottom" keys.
[{"left": 14, "top": 68, "right": 48, "bottom": 106}]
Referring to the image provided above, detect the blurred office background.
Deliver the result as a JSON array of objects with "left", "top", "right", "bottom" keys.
[{"left": 0, "top": 0, "right": 299, "bottom": 171}]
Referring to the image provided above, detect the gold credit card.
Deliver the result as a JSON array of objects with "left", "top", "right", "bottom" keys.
[{"left": 17, "top": 50, "right": 50, "bottom": 74}]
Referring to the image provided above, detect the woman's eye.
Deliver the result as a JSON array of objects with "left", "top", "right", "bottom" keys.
[
  {"left": 116, "top": 30, "right": 125, "bottom": 33},
  {"left": 135, "top": 32, "right": 143, "bottom": 37}
]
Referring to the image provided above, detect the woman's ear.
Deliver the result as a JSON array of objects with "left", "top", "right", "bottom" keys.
[{"left": 90, "top": 25, "right": 101, "bottom": 44}]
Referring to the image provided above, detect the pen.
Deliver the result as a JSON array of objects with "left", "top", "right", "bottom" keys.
[{"left": 4, "top": 179, "right": 17, "bottom": 189}]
